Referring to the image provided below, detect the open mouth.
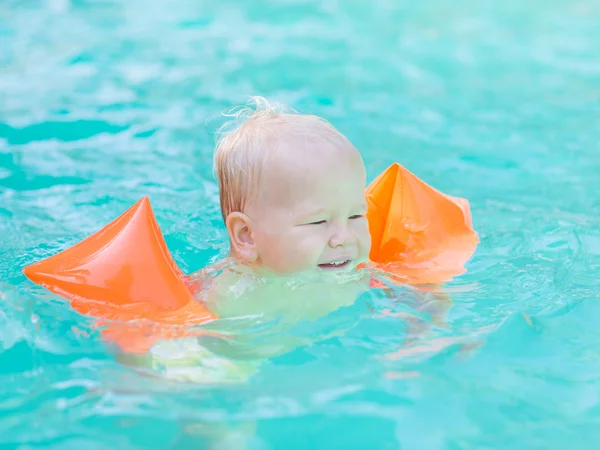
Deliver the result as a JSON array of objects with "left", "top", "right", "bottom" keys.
[{"left": 318, "top": 260, "right": 351, "bottom": 270}]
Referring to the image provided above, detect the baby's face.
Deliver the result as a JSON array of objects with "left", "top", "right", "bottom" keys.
[{"left": 244, "top": 142, "right": 371, "bottom": 275}]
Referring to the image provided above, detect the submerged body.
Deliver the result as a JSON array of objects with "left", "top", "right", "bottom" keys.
[
  {"left": 196, "top": 258, "right": 370, "bottom": 322},
  {"left": 140, "top": 98, "right": 451, "bottom": 381},
  {"left": 140, "top": 97, "right": 378, "bottom": 376}
]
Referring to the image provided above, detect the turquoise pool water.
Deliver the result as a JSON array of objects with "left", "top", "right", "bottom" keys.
[{"left": 2, "top": 0, "right": 600, "bottom": 448}]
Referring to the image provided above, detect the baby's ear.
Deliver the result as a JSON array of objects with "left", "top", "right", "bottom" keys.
[{"left": 226, "top": 212, "right": 257, "bottom": 262}]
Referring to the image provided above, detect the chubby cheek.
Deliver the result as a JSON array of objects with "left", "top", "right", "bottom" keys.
[{"left": 255, "top": 227, "right": 324, "bottom": 272}]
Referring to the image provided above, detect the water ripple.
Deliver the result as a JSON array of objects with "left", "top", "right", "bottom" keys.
[{"left": 1, "top": 0, "right": 600, "bottom": 448}]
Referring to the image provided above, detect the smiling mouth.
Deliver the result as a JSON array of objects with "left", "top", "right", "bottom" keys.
[{"left": 318, "top": 260, "right": 351, "bottom": 270}]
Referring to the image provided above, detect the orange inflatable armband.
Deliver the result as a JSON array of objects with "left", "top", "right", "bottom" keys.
[
  {"left": 21, "top": 163, "right": 478, "bottom": 353},
  {"left": 366, "top": 163, "right": 478, "bottom": 285},
  {"left": 22, "top": 197, "right": 215, "bottom": 353}
]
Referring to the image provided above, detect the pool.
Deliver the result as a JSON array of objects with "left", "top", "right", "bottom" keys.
[{"left": 2, "top": 0, "right": 600, "bottom": 448}]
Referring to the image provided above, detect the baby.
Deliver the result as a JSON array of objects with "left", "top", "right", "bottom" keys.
[
  {"left": 192, "top": 97, "right": 374, "bottom": 321},
  {"left": 132, "top": 98, "right": 377, "bottom": 385},
  {"left": 145, "top": 100, "right": 449, "bottom": 445},
  {"left": 142, "top": 98, "right": 450, "bottom": 384}
]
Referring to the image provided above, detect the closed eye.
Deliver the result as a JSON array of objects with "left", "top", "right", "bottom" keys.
[
  {"left": 309, "top": 220, "right": 327, "bottom": 225},
  {"left": 349, "top": 215, "right": 364, "bottom": 220}
]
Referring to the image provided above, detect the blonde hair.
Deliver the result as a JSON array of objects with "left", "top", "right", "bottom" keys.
[{"left": 214, "top": 96, "right": 355, "bottom": 221}]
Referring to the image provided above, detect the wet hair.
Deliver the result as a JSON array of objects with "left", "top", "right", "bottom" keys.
[{"left": 213, "top": 96, "right": 356, "bottom": 221}]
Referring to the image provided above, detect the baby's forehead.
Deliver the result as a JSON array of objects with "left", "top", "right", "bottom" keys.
[
  {"left": 256, "top": 145, "right": 365, "bottom": 203},
  {"left": 264, "top": 139, "right": 358, "bottom": 179}
]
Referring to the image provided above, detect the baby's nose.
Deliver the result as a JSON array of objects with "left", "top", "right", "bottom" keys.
[{"left": 328, "top": 225, "right": 354, "bottom": 248}]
